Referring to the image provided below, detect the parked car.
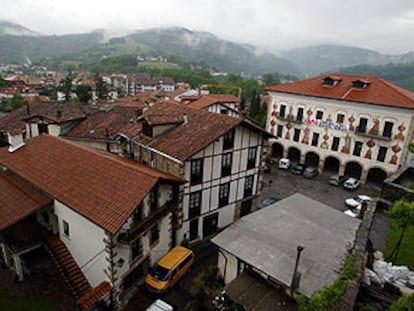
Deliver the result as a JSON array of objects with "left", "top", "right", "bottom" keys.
[
  {"left": 303, "top": 167, "right": 318, "bottom": 179},
  {"left": 145, "top": 246, "right": 194, "bottom": 294},
  {"left": 278, "top": 158, "right": 291, "bottom": 170},
  {"left": 329, "top": 175, "right": 347, "bottom": 186},
  {"left": 343, "top": 177, "right": 361, "bottom": 190},
  {"left": 291, "top": 163, "right": 307, "bottom": 175},
  {"left": 258, "top": 197, "right": 279, "bottom": 209},
  {"left": 345, "top": 195, "right": 371, "bottom": 208},
  {"left": 146, "top": 299, "right": 174, "bottom": 311},
  {"left": 344, "top": 208, "right": 360, "bottom": 218}
]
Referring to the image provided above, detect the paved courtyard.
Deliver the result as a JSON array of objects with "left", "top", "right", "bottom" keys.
[{"left": 260, "top": 163, "right": 382, "bottom": 212}]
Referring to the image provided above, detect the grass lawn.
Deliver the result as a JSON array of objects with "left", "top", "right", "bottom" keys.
[
  {"left": 0, "top": 286, "right": 56, "bottom": 311},
  {"left": 384, "top": 219, "right": 414, "bottom": 270}
]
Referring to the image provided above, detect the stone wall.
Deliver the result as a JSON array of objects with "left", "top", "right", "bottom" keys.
[
  {"left": 336, "top": 200, "right": 377, "bottom": 311},
  {"left": 382, "top": 166, "right": 414, "bottom": 202}
]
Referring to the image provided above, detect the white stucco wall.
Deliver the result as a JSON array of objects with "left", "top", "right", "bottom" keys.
[
  {"left": 267, "top": 92, "right": 414, "bottom": 175},
  {"left": 179, "top": 125, "right": 263, "bottom": 242},
  {"left": 53, "top": 200, "right": 108, "bottom": 287}
]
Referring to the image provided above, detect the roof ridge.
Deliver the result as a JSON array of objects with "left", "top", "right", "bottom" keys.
[{"left": 376, "top": 76, "right": 414, "bottom": 101}]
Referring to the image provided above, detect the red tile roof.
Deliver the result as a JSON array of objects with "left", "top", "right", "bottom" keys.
[
  {"left": 0, "top": 135, "right": 184, "bottom": 234},
  {"left": 143, "top": 103, "right": 186, "bottom": 126},
  {"left": 187, "top": 94, "right": 241, "bottom": 110},
  {"left": 145, "top": 103, "right": 242, "bottom": 161},
  {"left": 0, "top": 171, "right": 52, "bottom": 230},
  {"left": 0, "top": 102, "right": 94, "bottom": 135},
  {"left": 76, "top": 281, "right": 112, "bottom": 309},
  {"left": 265, "top": 74, "right": 414, "bottom": 109},
  {"left": 64, "top": 106, "right": 141, "bottom": 140}
]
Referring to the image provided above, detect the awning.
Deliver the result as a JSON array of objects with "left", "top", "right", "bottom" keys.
[{"left": 225, "top": 271, "right": 297, "bottom": 311}]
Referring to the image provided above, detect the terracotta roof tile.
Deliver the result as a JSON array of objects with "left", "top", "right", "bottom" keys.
[
  {"left": 0, "top": 171, "right": 52, "bottom": 230},
  {"left": 265, "top": 73, "right": 414, "bottom": 109},
  {"left": 0, "top": 135, "right": 183, "bottom": 234},
  {"left": 76, "top": 281, "right": 112, "bottom": 309},
  {"left": 64, "top": 106, "right": 141, "bottom": 140},
  {"left": 0, "top": 102, "right": 94, "bottom": 134},
  {"left": 145, "top": 103, "right": 242, "bottom": 161},
  {"left": 187, "top": 94, "right": 241, "bottom": 109}
]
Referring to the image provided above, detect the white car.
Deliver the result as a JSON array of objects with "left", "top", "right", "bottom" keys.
[
  {"left": 344, "top": 208, "right": 360, "bottom": 218},
  {"left": 345, "top": 195, "right": 371, "bottom": 208},
  {"left": 343, "top": 177, "right": 361, "bottom": 190},
  {"left": 279, "top": 158, "right": 290, "bottom": 169},
  {"left": 146, "top": 299, "right": 174, "bottom": 311}
]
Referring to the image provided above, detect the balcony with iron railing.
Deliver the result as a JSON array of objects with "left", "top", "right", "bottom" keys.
[
  {"left": 118, "top": 200, "right": 178, "bottom": 244},
  {"left": 276, "top": 114, "right": 303, "bottom": 124},
  {"left": 355, "top": 126, "right": 392, "bottom": 141}
]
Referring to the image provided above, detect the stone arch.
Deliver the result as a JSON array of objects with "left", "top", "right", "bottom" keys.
[
  {"left": 287, "top": 147, "right": 301, "bottom": 163},
  {"left": 344, "top": 161, "right": 363, "bottom": 179},
  {"left": 323, "top": 156, "right": 341, "bottom": 173},
  {"left": 271, "top": 142, "right": 284, "bottom": 159},
  {"left": 305, "top": 151, "right": 320, "bottom": 168},
  {"left": 366, "top": 167, "right": 388, "bottom": 185}
]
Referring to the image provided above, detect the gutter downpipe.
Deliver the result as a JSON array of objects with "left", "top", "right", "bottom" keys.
[{"left": 290, "top": 245, "right": 304, "bottom": 298}]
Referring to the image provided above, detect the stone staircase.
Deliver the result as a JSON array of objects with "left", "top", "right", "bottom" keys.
[{"left": 43, "top": 235, "right": 92, "bottom": 301}]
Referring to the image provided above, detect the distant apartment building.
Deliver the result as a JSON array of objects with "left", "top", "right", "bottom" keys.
[
  {"left": 125, "top": 74, "right": 175, "bottom": 95},
  {"left": 266, "top": 74, "right": 414, "bottom": 183}
]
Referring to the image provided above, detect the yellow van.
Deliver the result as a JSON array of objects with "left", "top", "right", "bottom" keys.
[{"left": 145, "top": 245, "right": 194, "bottom": 294}]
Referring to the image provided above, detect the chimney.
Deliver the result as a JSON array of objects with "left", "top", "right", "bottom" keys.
[
  {"left": 183, "top": 113, "right": 188, "bottom": 124},
  {"left": 7, "top": 133, "right": 25, "bottom": 153},
  {"left": 290, "top": 245, "right": 304, "bottom": 297}
]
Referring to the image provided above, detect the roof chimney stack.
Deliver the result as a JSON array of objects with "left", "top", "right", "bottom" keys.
[{"left": 7, "top": 133, "right": 25, "bottom": 153}]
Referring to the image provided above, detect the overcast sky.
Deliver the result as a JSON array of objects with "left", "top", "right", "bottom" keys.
[{"left": 1, "top": 0, "right": 414, "bottom": 54}]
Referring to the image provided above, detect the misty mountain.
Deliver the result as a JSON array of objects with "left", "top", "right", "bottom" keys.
[
  {"left": 0, "top": 21, "right": 41, "bottom": 36},
  {"left": 0, "top": 20, "right": 104, "bottom": 64},
  {"left": 281, "top": 45, "right": 414, "bottom": 76},
  {"left": 0, "top": 22, "right": 300, "bottom": 75},
  {"left": 0, "top": 20, "right": 414, "bottom": 84},
  {"left": 337, "top": 61, "right": 414, "bottom": 91},
  {"left": 126, "top": 27, "right": 301, "bottom": 75}
]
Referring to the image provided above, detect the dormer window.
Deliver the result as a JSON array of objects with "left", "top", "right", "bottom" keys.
[
  {"left": 322, "top": 75, "right": 342, "bottom": 87},
  {"left": 352, "top": 79, "right": 371, "bottom": 89}
]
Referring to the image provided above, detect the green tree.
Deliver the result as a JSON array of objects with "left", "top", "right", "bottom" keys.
[
  {"left": 390, "top": 292, "right": 414, "bottom": 310},
  {"left": 408, "top": 141, "right": 414, "bottom": 154},
  {"left": 75, "top": 84, "right": 92, "bottom": 103},
  {"left": 248, "top": 89, "right": 260, "bottom": 118},
  {"left": 94, "top": 73, "right": 108, "bottom": 99},
  {"left": 0, "top": 77, "right": 7, "bottom": 88},
  {"left": 10, "top": 92, "right": 28, "bottom": 110},
  {"left": 60, "top": 72, "right": 74, "bottom": 101},
  {"left": 262, "top": 73, "right": 280, "bottom": 86},
  {"left": 385, "top": 199, "right": 414, "bottom": 262}
]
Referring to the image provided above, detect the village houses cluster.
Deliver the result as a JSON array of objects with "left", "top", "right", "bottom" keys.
[{"left": 1, "top": 65, "right": 414, "bottom": 310}]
